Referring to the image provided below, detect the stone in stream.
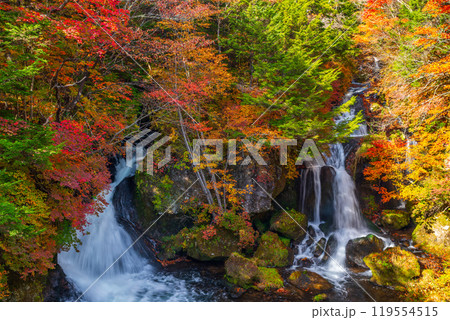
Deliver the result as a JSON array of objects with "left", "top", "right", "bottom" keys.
[
  {"left": 287, "top": 270, "right": 333, "bottom": 294},
  {"left": 363, "top": 247, "right": 420, "bottom": 287},
  {"left": 322, "top": 234, "right": 338, "bottom": 262},
  {"left": 269, "top": 209, "right": 308, "bottom": 241},
  {"left": 345, "top": 234, "right": 384, "bottom": 269},
  {"left": 313, "top": 237, "right": 326, "bottom": 257},
  {"left": 225, "top": 253, "right": 284, "bottom": 291},
  {"left": 225, "top": 252, "right": 260, "bottom": 287},
  {"left": 380, "top": 210, "right": 410, "bottom": 230},
  {"left": 253, "top": 231, "right": 290, "bottom": 267}
]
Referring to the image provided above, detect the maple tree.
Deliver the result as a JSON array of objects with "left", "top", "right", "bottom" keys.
[{"left": 357, "top": 0, "right": 450, "bottom": 223}]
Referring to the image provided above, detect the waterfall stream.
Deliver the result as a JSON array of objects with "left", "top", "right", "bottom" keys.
[
  {"left": 293, "top": 83, "right": 386, "bottom": 284},
  {"left": 58, "top": 160, "right": 221, "bottom": 302}
]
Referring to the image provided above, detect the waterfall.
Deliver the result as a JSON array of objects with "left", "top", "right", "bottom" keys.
[
  {"left": 58, "top": 159, "right": 219, "bottom": 302},
  {"left": 294, "top": 84, "right": 373, "bottom": 282}
]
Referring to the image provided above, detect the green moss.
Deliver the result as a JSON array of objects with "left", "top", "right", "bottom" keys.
[
  {"left": 364, "top": 247, "right": 420, "bottom": 287},
  {"left": 270, "top": 209, "right": 307, "bottom": 240},
  {"left": 225, "top": 252, "right": 260, "bottom": 288},
  {"left": 381, "top": 210, "right": 410, "bottom": 230},
  {"left": 313, "top": 293, "right": 327, "bottom": 302},
  {"left": 255, "top": 267, "right": 283, "bottom": 291},
  {"left": 279, "top": 236, "right": 291, "bottom": 247},
  {"left": 253, "top": 231, "right": 289, "bottom": 267},
  {"left": 185, "top": 227, "right": 240, "bottom": 261}
]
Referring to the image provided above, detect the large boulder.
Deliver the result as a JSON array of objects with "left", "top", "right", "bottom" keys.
[
  {"left": 270, "top": 210, "right": 308, "bottom": 240},
  {"left": 287, "top": 270, "right": 333, "bottom": 294},
  {"left": 225, "top": 253, "right": 260, "bottom": 288},
  {"left": 364, "top": 247, "right": 420, "bottom": 287},
  {"left": 186, "top": 228, "right": 240, "bottom": 261},
  {"left": 225, "top": 254, "right": 284, "bottom": 291},
  {"left": 255, "top": 267, "right": 284, "bottom": 291},
  {"left": 381, "top": 210, "right": 410, "bottom": 230},
  {"left": 412, "top": 213, "right": 450, "bottom": 258},
  {"left": 233, "top": 157, "right": 286, "bottom": 214},
  {"left": 253, "top": 231, "right": 289, "bottom": 267},
  {"left": 345, "top": 234, "right": 385, "bottom": 268}
]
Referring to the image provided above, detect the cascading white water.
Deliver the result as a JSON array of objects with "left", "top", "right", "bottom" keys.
[
  {"left": 294, "top": 84, "right": 376, "bottom": 282},
  {"left": 323, "top": 144, "right": 369, "bottom": 278},
  {"left": 58, "top": 159, "right": 218, "bottom": 302}
]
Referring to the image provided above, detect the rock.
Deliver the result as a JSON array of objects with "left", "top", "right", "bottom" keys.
[
  {"left": 233, "top": 158, "right": 286, "bottom": 214},
  {"left": 364, "top": 247, "right": 420, "bottom": 287},
  {"left": 319, "top": 166, "right": 336, "bottom": 224},
  {"left": 254, "top": 231, "right": 289, "bottom": 267},
  {"left": 322, "top": 234, "right": 338, "bottom": 262},
  {"left": 307, "top": 226, "right": 317, "bottom": 239},
  {"left": 225, "top": 253, "right": 260, "bottom": 288},
  {"left": 345, "top": 234, "right": 385, "bottom": 268},
  {"left": 381, "top": 210, "right": 410, "bottom": 230},
  {"left": 313, "top": 237, "right": 326, "bottom": 257},
  {"left": 44, "top": 265, "right": 79, "bottom": 302},
  {"left": 288, "top": 270, "right": 333, "bottom": 294},
  {"left": 255, "top": 267, "right": 284, "bottom": 291},
  {"left": 412, "top": 213, "right": 450, "bottom": 258},
  {"left": 186, "top": 228, "right": 240, "bottom": 261},
  {"left": 159, "top": 231, "right": 186, "bottom": 260},
  {"left": 270, "top": 209, "right": 308, "bottom": 240},
  {"left": 305, "top": 226, "right": 316, "bottom": 246},
  {"left": 134, "top": 171, "right": 195, "bottom": 241}
]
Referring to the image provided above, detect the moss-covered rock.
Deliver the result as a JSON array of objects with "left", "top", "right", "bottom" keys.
[
  {"left": 288, "top": 270, "right": 332, "bottom": 294},
  {"left": 381, "top": 210, "right": 410, "bottom": 230},
  {"left": 253, "top": 231, "right": 289, "bottom": 267},
  {"left": 159, "top": 231, "right": 186, "bottom": 260},
  {"left": 345, "top": 234, "right": 384, "bottom": 269},
  {"left": 186, "top": 227, "right": 240, "bottom": 261},
  {"left": 412, "top": 213, "right": 450, "bottom": 258},
  {"left": 364, "top": 247, "right": 420, "bottom": 287},
  {"left": 225, "top": 253, "right": 260, "bottom": 288},
  {"left": 255, "top": 267, "right": 284, "bottom": 291},
  {"left": 270, "top": 210, "right": 308, "bottom": 240}
]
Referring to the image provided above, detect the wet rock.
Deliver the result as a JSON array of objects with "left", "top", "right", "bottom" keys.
[
  {"left": 270, "top": 209, "right": 308, "bottom": 241},
  {"left": 412, "top": 213, "right": 450, "bottom": 258},
  {"left": 345, "top": 234, "right": 384, "bottom": 268},
  {"left": 297, "top": 257, "right": 314, "bottom": 268},
  {"left": 225, "top": 253, "right": 260, "bottom": 287},
  {"left": 319, "top": 222, "right": 332, "bottom": 235},
  {"left": 44, "top": 265, "right": 79, "bottom": 302},
  {"left": 255, "top": 267, "right": 284, "bottom": 291},
  {"left": 381, "top": 210, "right": 410, "bottom": 231},
  {"left": 288, "top": 270, "right": 333, "bottom": 294},
  {"left": 307, "top": 226, "right": 317, "bottom": 239},
  {"left": 186, "top": 228, "right": 240, "bottom": 261},
  {"left": 364, "top": 247, "right": 420, "bottom": 287},
  {"left": 254, "top": 231, "right": 289, "bottom": 267},
  {"left": 228, "top": 286, "right": 247, "bottom": 299},
  {"left": 319, "top": 166, "right": 336, "bottom": 224},
  {"left": 322, "top": 234, "right": 338, "bottom": 262},
  {"left": 313, "top": 237, "right": 326, "bottom": 257}
]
